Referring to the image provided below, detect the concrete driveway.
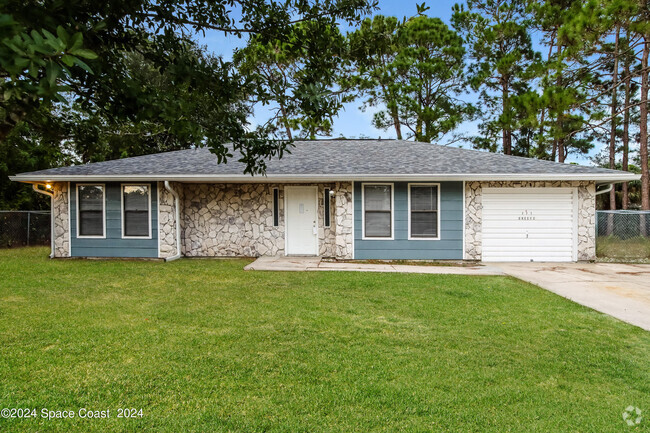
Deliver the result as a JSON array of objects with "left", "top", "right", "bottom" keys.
[
  {"left": 245, "top": 256, "right": 504, "bottom": 275},
  {"left": 497, "top": 262, "right": 650, "bottom": 331}
]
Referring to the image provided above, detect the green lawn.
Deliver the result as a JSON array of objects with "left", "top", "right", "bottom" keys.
[
  {"left": 0, "top": 248, "right": 648, "bottom": 433},
  {"left": 597, "top": 235, "right": 650, "bottom": 262}
]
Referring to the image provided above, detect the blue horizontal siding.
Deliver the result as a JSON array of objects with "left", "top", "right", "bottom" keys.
[
  {"left": 354, "top": 181, "right": 463, "bottom": 260},
  {"left": 70, "top": 182, "right": 158, "bottom": 258}
]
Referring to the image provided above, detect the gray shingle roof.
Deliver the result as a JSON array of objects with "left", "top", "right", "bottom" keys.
[{"left": 11, "top": 140, "right": 637, "bottom": 182}]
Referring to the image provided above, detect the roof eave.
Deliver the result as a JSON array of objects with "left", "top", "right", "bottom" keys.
[{"left": 10, "top": 173, "right": 641, "bottom": 184}]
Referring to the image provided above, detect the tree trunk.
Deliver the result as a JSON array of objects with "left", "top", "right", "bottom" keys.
[
  {"left": 393, "top": 111, "right": 402, "bottom": 140},
  {"left": 502, "top": 80, "right": 512, "bottom": 155},
  {"left": 557, "top": 135, "right": 565, "bottom": 163},
  {"left": 416, "top": 117, "right": 423, "bottom": 142},
  {"left": 555, "top": 38, "right": 565, "bottom": 163},
  {"left": 622, "top": 60, "right": 631, "bottom": 210},
  {"left": 382, "top": 83, "right": 402, "bottom": 140},
  {"left": 537, "top": 36, "right": 555, "bottom": 160},
  {"left": 609, "top": 27, "right": 620, "bottom": 210},
  {"left": 640, "top": 33, "right": 650, "bottom": 210}
]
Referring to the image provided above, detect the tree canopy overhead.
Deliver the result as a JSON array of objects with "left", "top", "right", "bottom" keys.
[
  {"left": 234, "top": 20, "right": 347, "bottom": 140},
  {"left": 0, "top": 0, "right": 376, "bottom": 176},
  {"left": 346, "top": 13, "right": 473, "bottom": 143},
  {"left": 1, "top": 0, "right": 649, "bottom": 211}
]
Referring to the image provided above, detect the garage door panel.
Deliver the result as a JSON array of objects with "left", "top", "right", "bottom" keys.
[
  {"left": 483, "top": 214, "right": 566, "bottom": 221},
  {"left": 481, "top": 188, "right": 576, "bottom": 262},
  {"left": 482, "top": 244, "right": 573, "bottom": 251},
  {"left": 482, "top": 229, "right": 573, "bottom": 237},
  {"left": 482, "top": 222, "right": 573, "bottom": 230},
  {"left": 483, "top": 198, "right": 573, "bottom": 204},
  {"left": 482, "top": 219, "right": 573, "bottom": 227},
  {"left": 483, "top": 237, "right": 573, "bottom": 243},
  {"left": 482, "top": 254, "right": 574, "bottom": 262}
]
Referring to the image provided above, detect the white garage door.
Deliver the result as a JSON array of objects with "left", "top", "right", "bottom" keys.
[{"left": 481, "top": 188, "right": 577, "bottom": 262}]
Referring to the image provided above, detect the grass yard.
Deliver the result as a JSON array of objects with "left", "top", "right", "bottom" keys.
[
  {"left": 0, "top": 248, "right": 649, "bottom": 433},
  {"left": 596, "top": 235, "right": 650, "bottom": 262}
]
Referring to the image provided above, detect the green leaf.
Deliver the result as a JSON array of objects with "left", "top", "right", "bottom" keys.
[
  {"left": 41, "top": 29, "right": 56, "bottom": 41},
  {"left": 0, "top": 13, "right": 16, "bottom": 28},
  {"left": 69, "top": 48, "right": 98, "bottom": 60},
  {"left": 56, "top": 26, "right": 69, "bottom": 45},
  {"left": 3, "top": 41, "right": 26, "bottom": 56},
  {"left": 27, "top": 62, "right": 38, "bottom": 78},
  {"left": 30, "top": 30, "right": 44, "bottom": 45},
  {"left": 14, "top": 57, "right": 30, "bottom": 68},
  {"left": 73, "top": 57, "right": 94, "bottom": 74},
  {"left": 45, "top": 60, "right": 61, "bottom": 86},
  {"left": 61, "top": 55, "right": 75, "bottom": 67},
  {"left": 69, "top": 32, "right": 83, "bottom": 51}
]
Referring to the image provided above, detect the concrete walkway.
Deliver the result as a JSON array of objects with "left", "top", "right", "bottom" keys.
[
  {"left": 245, "top": 257, "right": 650, "bottom": 331},
  {"left": 496, "top": 262, "right": 650, "bottom": 331},
  {"left": 244, "top": 256, "right": 504, "bottom": 275}
]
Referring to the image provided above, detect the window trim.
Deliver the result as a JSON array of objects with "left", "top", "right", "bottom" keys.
[
  {"left": 407, "top": 183, "right": 441, "bottom": 241},
  {"left": 324, "top": 188, "right": 331, "bottom": 228},
  {"left": 272, "top": 188, "right": 279, "bottom": 227},
  {"left": 121, "top": 183, "right": 152, "bottom": 239},
  {"left": 76, "top": 183, "right": 106, "bottom": 239},
  {"left": 361, "top": 182, "right": 394, "bottom": 240}
]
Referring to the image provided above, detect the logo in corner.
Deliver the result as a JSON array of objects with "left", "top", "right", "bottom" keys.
[{"left": 622, "top": 406, "right": 643, "bottom": 426}]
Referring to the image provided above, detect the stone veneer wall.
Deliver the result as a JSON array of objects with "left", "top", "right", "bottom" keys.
[
  {"left": 333, "top": 182, "right": 353, "bottom": 259},
  {"left": 180, "top": 182, "right": 353, "bottom": 258},
  {"left": 316, "top": 182, "right": 353, "bottom": 258},
  {"left": 158, "top": 182, "right": 183, "bottom": 258},
  {"left": 464, "top": 181, "right": 596, "bottom": 261},
  {"left": 52, "top": 182, "right": 70, "bottom": 257}
]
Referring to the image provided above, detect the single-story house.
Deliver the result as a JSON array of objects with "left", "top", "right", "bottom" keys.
[{"left": 10, "top": 140, "right": 639, "bottom": 262}]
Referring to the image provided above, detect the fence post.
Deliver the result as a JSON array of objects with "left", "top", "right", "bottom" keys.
[
  {"left": 606, "top": 212, "right": 613, "bottom": 236},
  {"left": 26, "top": 211, "right": 30, "bottom": 246}
]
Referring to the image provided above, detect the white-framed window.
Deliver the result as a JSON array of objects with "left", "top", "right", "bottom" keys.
[
  {"left": 77, "top": 184, "right": 105, "bottom": 238},
  {"left": 121, "top": 184, "right": 151, "bottom": 238},
  {"left": 362, "top": 183, "right": 393, "bottom": 239},
  {"left": 408, "top": 183, "right": 440, "bottom": 240}
]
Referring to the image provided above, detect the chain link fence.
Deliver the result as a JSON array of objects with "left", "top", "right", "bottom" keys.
[
  {"left": 596, "top": 210, "right": 650, "bottom": 260},
  {"left": 0, "top": 211, "right": 51, "bottom": 249}
]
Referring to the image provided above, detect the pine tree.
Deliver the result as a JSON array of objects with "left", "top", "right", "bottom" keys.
[{"left": 452, "top": 0, "right": 539, "bottom": 155}]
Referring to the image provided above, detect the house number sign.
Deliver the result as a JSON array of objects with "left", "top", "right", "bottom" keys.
[{"left": 518, "top": 210, "right": 536, "bottom": 221}]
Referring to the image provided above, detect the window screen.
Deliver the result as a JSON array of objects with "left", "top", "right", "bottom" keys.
[
  {"left": 123, "top": 185, "right": 150, "bottom": 237},
  {"left": 78, "top": 185, "right": 104, "bottom": 236},
  {"left": 410, "top": 185, "right": 438, "bottom": 238},
  {"left": 364, "top": 185, "right": 392, "bottom": 238}
]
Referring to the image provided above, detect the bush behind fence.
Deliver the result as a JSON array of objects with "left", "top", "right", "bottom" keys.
[
  {"left": 0, "top": 211, "right": 51, "bottom": 249},
  {"left": 596, "top": 210, "right": 650, "bottom": 260}
]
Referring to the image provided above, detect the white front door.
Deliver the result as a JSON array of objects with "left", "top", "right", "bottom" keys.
[
  {"left": 481, "top": 187, "right": 577, "bottom": 262},
  {"left": 285, "top": 186, "right": 318, "bottom": 255}
]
